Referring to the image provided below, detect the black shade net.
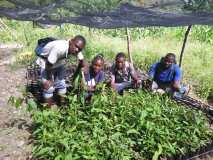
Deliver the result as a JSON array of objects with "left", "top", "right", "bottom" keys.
[{"left": 0, "top": 0, "right": 212, "bottom": 28}]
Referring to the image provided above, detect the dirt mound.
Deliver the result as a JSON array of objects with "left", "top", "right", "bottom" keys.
[{"left": 0, "top": 45, "right": 32, "bottom": 160}]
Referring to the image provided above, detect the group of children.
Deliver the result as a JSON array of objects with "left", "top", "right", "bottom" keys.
[
  {"left": 83, "top": 52, "right": 190, "bottom": 101},
  {"left": 35, "top": 35, "right": 190, "bottom": 107},
  {"left": 82, "top": 52, "right": 141, "bottom": 100}
]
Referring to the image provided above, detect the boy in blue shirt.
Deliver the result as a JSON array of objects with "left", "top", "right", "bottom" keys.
[
  {"left": 83, "top": 54, "right": 105, "bottom": 101},
  {"left": 149, "top": 53, "right": 190, "bottom": 97}
]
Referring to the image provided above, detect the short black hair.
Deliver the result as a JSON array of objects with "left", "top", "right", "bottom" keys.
[
  {"left": 115, "top": 52, "right": 126, "bottom": 60},
  {"left": 165, "top": 53, "right": 176, "bottom": 63},
  {"left": 74, "top": 35, "right": 86, "bottom": 45},
  {"left": 165, "top": 53, "right": 176, "bottom": 59},
  {"left": 92, "top": 54, "right": 104, "bottom": 64}
]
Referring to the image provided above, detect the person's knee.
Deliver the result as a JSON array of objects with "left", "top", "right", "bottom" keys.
[
  {"left": 54, "top": 79, "right": 66, "bottom": 88},
  {"left": 151, "top": 81, "right": 159, "bottom": 91},
  {"left": 115, "top": 82, "right": 131, "bottom": 92},
  {"left": 54, "top": 79, "right": 67, "bottom": 95},
  {"left": 57, "top": 88, "right": 67, "bottom": 95},
  {"left": 43, "top": 92, "right": 54, "bottom": 99}
]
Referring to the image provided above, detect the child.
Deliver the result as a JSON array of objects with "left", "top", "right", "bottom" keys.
[
  {"left": 110, "top": 52, "right": 141, "bottom": 94},
  {"left": 83, "top": 54, "right": 105, "bottom": 100},
  {"left": 149, "top": 53, "right": 190, "bottom": 97}
]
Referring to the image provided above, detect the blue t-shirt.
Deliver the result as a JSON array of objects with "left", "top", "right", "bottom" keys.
[
  {"left": 84, "top": 67, "right": 105, "bottom": 87},
  {"left": 149, "top": 62, "right": 181, "bottom": 84}
]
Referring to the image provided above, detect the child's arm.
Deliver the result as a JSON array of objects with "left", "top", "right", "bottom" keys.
[
  {"left": 131, "top": 72, "right": 139, "bottom": 82},
  {"left": 172, "top": 80, "right": 181, "bottom": 92},
  {"left": 110, "top": 73, "right": 117, "bottom": 90},
  {"left": 148, "top": 63, "right": 157, "bottom": 81},
  {"left": 172, "top": 66, "right": 182, "bottom": 92},
  {"left": 129, "top": 63, "right": 139, "bottom": 82}
]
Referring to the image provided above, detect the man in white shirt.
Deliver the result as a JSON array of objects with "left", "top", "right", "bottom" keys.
[{"left": 35, "top": 35, "right": 86, "bottom": 106}]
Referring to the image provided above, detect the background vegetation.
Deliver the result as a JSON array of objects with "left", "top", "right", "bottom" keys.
[{"left": 2, "top": 18, "right": 213, "bottom": 159}]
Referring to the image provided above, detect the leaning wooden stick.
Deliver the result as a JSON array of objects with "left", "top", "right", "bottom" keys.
[
  {"left": 179, "top": 25, "right": 192, "bottom": 68},
  {"left": 126, "top": 28, "right": 133, "bottom": 64},
  {"left": 81, "top": 70, "right": 86, "bottom": 85}
]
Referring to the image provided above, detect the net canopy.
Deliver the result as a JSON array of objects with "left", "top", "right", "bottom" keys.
[{"left": 0, "top": 0, "right": 212, "bottom": 28}]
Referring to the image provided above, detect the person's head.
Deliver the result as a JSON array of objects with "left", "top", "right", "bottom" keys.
[
  {"left": 68, "top": 35, "right": 86, "bottom": 55},
  {"left": 162, "top": 53, "right": 176, "bottom": 68},
  {"left": 115, "top": 52, "right": 126, "bottom": 70},
  {"left": 91, "top": 54, "right": 104, "bottom": 74}
]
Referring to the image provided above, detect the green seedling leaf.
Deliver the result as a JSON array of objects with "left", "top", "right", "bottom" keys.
[
  {"left": 27, "top": 99, "right": 37, "bottom": 111},
  {"left": 8, "top": 96, "right": 24, "bottom": 108},
  {"left": 152, "top": 144, "right": 162, "bottom": 160},
  {"left": 35, "top": 147, "right": 53, "bottom": 157},
  {"left": 127, "top": 129, "right": 140, "bottom": 135}
]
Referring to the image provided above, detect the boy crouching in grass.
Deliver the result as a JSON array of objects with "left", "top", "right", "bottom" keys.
[{"left": 149, "top": 53, "right": 190, "bottom": 98}]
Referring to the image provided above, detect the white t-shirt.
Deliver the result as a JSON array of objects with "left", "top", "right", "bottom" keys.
[
  {"left": 42, "top": 40, "right": 68, "bottom": 65},
  {"left": 36, "top": 39, "right": 83, "bottom": 69}
]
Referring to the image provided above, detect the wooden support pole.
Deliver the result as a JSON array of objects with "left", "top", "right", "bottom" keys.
[
  {"left": 88, "top": 27, "right": 92, "bottom": 37},
  {"left": 126, "top": 28, "right": 133, "bottom": 64},
  {"left": 179, "top": 25, "right": 192, "bottom": 68}
]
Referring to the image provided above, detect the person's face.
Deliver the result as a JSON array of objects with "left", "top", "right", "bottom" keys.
[
  {"left": 163, "top": 56, "right": 175, "bottom": 68},
  {"left": 116, "top": 57, "right": 125, "bottom": 70},
  {"left": 92, "top": 59, "right": 103, "bottom": 74},
  {"left": 69, "top": 39, "right": 85, "bottom": 55}
]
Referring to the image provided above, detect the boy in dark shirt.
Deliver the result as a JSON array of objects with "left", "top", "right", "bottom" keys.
[{"left": 110, "top": 52, "right": 141, "bottom": 93}]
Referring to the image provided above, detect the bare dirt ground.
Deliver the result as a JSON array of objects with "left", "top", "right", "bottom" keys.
[{"left": 0, "top": 45, "right": 32, "bottom": 160}]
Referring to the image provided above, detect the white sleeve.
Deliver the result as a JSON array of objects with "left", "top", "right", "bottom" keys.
[
  {"left": 47, "top": 48, "right": 58, "bottom": 64},
  {"left": 35, "top": 57, "right": 46, "bottom": 69},
  {"left": 87, "top": 78, "right": 96, "bottom": 87},
  {"left": 110, "top": 74, "right": 115, "bottom": 83}
]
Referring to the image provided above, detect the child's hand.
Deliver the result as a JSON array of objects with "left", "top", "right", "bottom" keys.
[
  {"left": 79, "top": 59, "right": 86, "bottom": 68},
  {"left": 111, "top": 83, "right": 117, "bottom": 90},
  {"left": 88, "top": 86, "right": 95, "bottom": 92},
  {"left": 133, "top": 79, "right": 141, "bottom": 88}
]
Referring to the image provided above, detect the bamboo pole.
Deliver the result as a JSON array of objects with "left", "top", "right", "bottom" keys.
[
  {"left": 81, "top": 70, "right": 86, "bottom": 85},
  {"left": 126, "top": 28, "right": 133, "bottom": 64},
  {"left": 179, "top": 25, "right": 192, "bottom": 68}
]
